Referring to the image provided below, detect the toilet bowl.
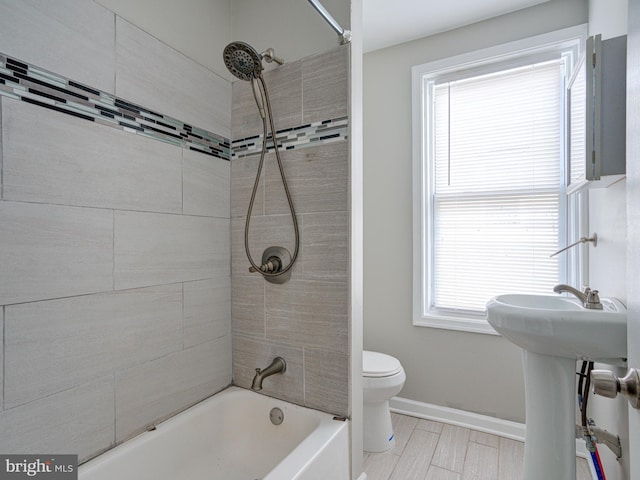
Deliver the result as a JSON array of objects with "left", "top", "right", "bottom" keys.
[{"left": 362, "top": 350, "right": 406, "bottom": 453}]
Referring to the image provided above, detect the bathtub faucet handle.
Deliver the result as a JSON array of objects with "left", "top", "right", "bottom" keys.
[{"left": 251, "top": 357, "right": 286, "bottom": 391}]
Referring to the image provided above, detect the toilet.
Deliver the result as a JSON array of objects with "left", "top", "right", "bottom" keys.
[{"left": 362, "top": 350, "right": 406, "bottom": 453}]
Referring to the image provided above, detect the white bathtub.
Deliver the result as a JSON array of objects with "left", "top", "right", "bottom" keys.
[{"left": 79, "top": 387, "right": 350, "bottom": 480}]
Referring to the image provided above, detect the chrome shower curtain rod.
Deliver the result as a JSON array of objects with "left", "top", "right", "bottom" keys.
[{"left": 307, "top": 0, "right": 351, "bottom": 44}]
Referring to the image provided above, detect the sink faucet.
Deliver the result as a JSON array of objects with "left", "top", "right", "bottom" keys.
[
  {"left": 553, "top": 284, "right": 603, "bottom": 310},
  {"left": 251, "top": 357, "right": 286, "bottom": 391}
]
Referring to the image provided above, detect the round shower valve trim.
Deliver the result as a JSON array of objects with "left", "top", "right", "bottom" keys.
[{"left": 248, "top": 246, "right": 292, "bottom": 284}]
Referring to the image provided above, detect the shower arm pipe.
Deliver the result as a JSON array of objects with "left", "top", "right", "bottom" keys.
[{"left": 306, "top": 0, "right": 351, "bottom": 44}]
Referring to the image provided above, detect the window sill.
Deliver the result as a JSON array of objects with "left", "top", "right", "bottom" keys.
[{"left": 414, "top": 314, "right": 499, "bottom": 336}]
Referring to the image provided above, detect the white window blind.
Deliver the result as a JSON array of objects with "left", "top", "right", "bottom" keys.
[{"left": 430, "top": 61, "right": 564, "bottom": 313}]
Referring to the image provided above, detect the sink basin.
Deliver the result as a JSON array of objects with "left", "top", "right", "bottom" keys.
[
  {"left": 486, "top": 293, "right": 627, "bottom": 480},
  {"left": 487, "top": 293, "right": 627, "bottom": 362}
]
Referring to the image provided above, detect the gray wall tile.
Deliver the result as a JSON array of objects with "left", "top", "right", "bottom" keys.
[
  {"left": 305, "top": 347, "right": 349, "bottom": 415},
  {"left": 232, "top": 61, "right": 302, "bottom": 139},
  {"left": 2, "top": 98, "right": 183, "bottom": 214},
  {"left": 265, "top": 279, "right": 349, "bottom": 354},
  {"left": 301, "top": 212, "right": 348, "bottom": 280},
  {"left": 230, "top": 46, "right": 350, "bottom": 418},
  {"left": 0, "top": 307, "right": 3, "bottom": 410},
  {"left": 0, "top": 0, "right": 115, "bottom": 93},
  {"left": 231, "top": 155, "right": 264, "bottom": 218},
  {"left": 183, "top": 150, "right": 230, "bottom": 218},
  {"left": 0, "top": 3, "right": 235, "bottom": 464},
  {"left": 265, "top": 142, "right": 348, "bottom": 215},
  {"left": 302, "top": 45, "right": 349, "bottom": 123},
  {"left": 232, "top": 335, "right": 303, "bottom": 405},
  {"left": 231, "top": 214, "right": 299, "bottom": 278},
  {"left": 0, "top": 378, "right": 115, "bottom": 462},
  {"left": 114, "top": 211, "right": 230, "bottom": 290},
  {"left": 231, "top": 275, "right": 265, "bottom": 337},
  {"left": 0, "top": 201, "right": 113, "bottom": 305},
  {"left": 0, "top": 98, "right": 3, "bottom": 199},
  {"left": 184, "top": 278, "right": 231, "bottom": 348},
  {"left": 4, "top": 285, "right": 183, "bottom": 408},
  {"left": 116, "top": 18, "right": 231, "bottom": 138},
  {"left": 115, "top": 338, "right": 231, "bottom": 442}
]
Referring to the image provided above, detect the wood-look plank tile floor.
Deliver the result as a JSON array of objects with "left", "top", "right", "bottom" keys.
[{"left": 362, "top": 413, "right": 592, "bottom": 480}]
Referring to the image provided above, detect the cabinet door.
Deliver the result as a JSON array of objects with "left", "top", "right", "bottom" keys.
[
  {"left": 567, "top": 35, "right": 626, "bottom": 193},
  {"left": 567, "top": 50, "right": 588, "bottom": 191}
]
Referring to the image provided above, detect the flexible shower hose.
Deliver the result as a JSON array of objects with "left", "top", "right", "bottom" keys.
[{"left": 244, "top": 73, "right": 299, "bottom": 277}]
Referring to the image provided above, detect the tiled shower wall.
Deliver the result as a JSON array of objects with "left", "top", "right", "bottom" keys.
[
  {"left": 231, "top": 45, "right": 351, "bottom": 417},
  {"left": 0, "top": 1, "right": 232, "bottom": 462}
]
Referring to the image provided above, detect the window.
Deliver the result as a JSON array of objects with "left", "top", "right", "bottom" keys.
[{"left": 412, "top": 27, "right": 586, "bottom": 334}]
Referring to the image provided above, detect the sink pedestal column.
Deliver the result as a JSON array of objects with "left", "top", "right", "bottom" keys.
[{"left": 522, "top": 351, "right": 577, "bottom": 480}]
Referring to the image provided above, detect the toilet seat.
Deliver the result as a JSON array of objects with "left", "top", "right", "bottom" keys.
[{"left": 363, "top": 350, "right": 402, "bottom": 378}]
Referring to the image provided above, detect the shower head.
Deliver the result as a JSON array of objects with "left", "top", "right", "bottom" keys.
[{"left": 223, "top": 42, "right": 263, "bottom": 81}]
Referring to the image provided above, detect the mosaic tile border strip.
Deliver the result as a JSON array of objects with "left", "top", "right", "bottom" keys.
[
  {"left": 0, "top": 53, "right": 231, "bottom": 160},
  {"left": 231, "top": 116, "right": 349, "bottom": 159}
]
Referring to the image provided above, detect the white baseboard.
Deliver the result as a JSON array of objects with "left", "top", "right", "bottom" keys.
[
  {"left": 390, "top": 396, "right": 526, "bottom": 442},
  {"left": 389, "top": 396, "right": 591, "bottom": 464}
]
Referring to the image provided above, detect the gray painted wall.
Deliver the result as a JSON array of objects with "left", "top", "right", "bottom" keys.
[
  {"left": 363, "top": 0, "right": 589, "bottom": 423},
  {"left": 0, "top": 0, "right": 232, "bottom": 462}
]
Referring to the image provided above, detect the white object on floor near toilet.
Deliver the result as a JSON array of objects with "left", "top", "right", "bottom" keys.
[{"left": 362, "top": 350, "right": 406, "bottom": 452}]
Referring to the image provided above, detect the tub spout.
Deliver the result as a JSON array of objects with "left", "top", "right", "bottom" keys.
[{"left": 251, "top": 357, "right": 286, "bottom": 391}]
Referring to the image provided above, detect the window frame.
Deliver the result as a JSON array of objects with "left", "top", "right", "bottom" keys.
[{"left": 411, "top": 25, "right": 588, "bottom": 335}]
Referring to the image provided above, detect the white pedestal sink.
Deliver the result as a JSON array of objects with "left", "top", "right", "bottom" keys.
[{"left": 486, "top": 294, "right": 626, "bottom": 480}]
